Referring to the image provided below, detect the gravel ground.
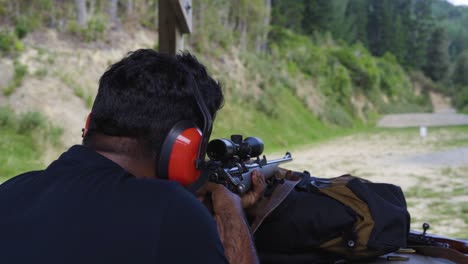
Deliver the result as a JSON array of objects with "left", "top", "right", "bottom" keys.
[
  {"left": 377, "top": 113, "right": 468, "bottom": 128},
  {"left": 277, "top": 94, "right": 468, "bottom": 236},
  {"left": 280, "top": 128, "right": 468, "bottom": 237}
]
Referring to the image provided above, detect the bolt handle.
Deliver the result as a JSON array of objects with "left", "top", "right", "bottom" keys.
[{"left": 422, "top": 223, "right": 430, "bottom": 236}]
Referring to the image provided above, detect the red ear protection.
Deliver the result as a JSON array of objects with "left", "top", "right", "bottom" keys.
[
  {"left": 157, "top": 73, "right": 213, "bottom": 190},
  {"left": 158, "top": 121, "right": 202, "bottom": 186},
  {"left": 82, "top": 113, "right": 92, "bottom": 137}
]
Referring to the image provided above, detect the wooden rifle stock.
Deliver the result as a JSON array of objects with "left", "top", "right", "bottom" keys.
[{"left": 408, "top": 223, "right": 468, "bottom": 254}]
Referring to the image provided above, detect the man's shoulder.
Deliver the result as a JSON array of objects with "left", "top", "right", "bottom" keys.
[
  {"left": 0, "top": 170, "right": 43, "bottom": 188},
  {"left": 123, "top": 177, "right": 201, "bottom": 207}
]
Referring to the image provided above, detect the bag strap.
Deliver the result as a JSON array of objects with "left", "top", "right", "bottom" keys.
[{"left": 248, "top": 168, "right": 301, "bottom": 233}]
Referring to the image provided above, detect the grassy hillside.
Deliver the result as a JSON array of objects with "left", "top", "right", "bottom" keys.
[
  {"left": 0, "top": 0, "right": 435, "bottom": 180},
  {"left": 0, "top": 107, "right": 62, "bottom": 182},
  {"left": 204, "top": 29, "right": 431, "bottom": 151},
  {"left": 0, "top": 26, "right": 433, "bottom": 180}
]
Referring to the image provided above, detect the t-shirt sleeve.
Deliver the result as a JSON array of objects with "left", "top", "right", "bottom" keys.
[{"left": 156, "top": 185, "right": 228, "bottom": 263}]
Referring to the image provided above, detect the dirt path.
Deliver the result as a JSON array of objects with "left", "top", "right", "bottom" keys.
[
  {"left": 280, "top": 128, "right": 468, "bottom": 237},
  {"left": 429, "top": 91, "right": 454, "bottom": 113},
  {"left": 378, "top": 92, "right": 468, "bottom": 127}
]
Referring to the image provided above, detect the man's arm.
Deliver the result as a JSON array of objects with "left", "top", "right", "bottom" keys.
[
  {"left": 204, "top": 182, "right": 259, "bottom": 264},
  {"left": 157, "top": 185, "right": 229, "bottom": 263}
]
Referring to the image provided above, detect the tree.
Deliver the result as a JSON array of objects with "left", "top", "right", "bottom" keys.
[
  {"left": 406, "top": 0, "right": 433, "bottom": 69},
  {"left": 367, "top": 0, "right": 391, "bottom": 56},
  {"left": 255, "top": 0, "right": 271, "bottom": 53},
  {"left": 341, "top": 0, "right": 369, "bottom": 47},
  {"left": 109, "top": 0, "right": 121, "bottom": 30},
  {"left": 126, "top": 0, "right": 133, "bottom": 16},
  {"left": 270, "top": 0, "right": 304, "bottom": 33},
  {"left": 387, "top": 0, "right": 411, "bottom": 64},
  {"left": 302, "top": 0, "right": 334, "bottom": 35},
  {"left": 453, "top": 52, "right": 468, "bottom": 86},
  {"left": 328, "top": 0, "right": 350, "bottom": 41},
  {"left": 424, "top": 27, "right": 450, "bottom": 82},
  {"left": 448, "top": 28, "right": 468, "bottom": 61},
  {"left": 74, "top": 0, "right": 88, "bottom": 27}
]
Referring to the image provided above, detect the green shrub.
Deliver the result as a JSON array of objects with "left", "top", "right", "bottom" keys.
[
  {"left": 321, "top": 103, "right": 354, "bottom": 127},
  {"left": 381, "top": 101, "right": 431, "bottom": 114},
  {"left": 0, "top": 30, "right": 23, "bottom": 56},
  {"left": 17, "top": 111, "right": 47, "bottom": 134},
  {"left": 453, "top": 86, "right": 468, "bottom": 112},
  {"left": 47, "top": 126, "right": 64, "bottom": 146},
  {"left": 382, "top": 52, "right": 398, "bottom": 64},
  {"left": 34, "top": 68, "right": 48, "bottom": 79},
  {"left": 58, "top": 73, "right": 93, "bottom": 107},
  {"left": 0, "top": 107, "right": 63, "bottom": 144},
  {"left": 4, "top": 61, "right": 28, "bottom": 96},
  {"left": 0, "top": 107, "right": 63, "bottom": 181},
  {"left": 365, "top": 87, "right": 386, "bottom": 111},
  {"left": 0, "top": 30, "right": 15, "bottom": 54},
  {"left": 329, "top": 63, "right": 352, "bottom": 105},
  {"left": 330, "top": 45, "right": 380, "bottom": 92},
  {"left": 268, "top": 27, "right": 327, "bottom": 76},
  {"left": 14, "top": 16, "right": 38, "bottom": 39},
  {"left": 14, "top": 61, "right": 28, "bottom": 82},
  {"left": 378, "top": 56, "right": 411, "bottom": 98},
  {"left": 0, "top": 107, "right": 15, "bottom": 127},
  {"left": 84, "top": 16, "right": 106, "bottom": 41},
  {"left": 69, "top": 15, "right": 107, "bottom": 42}
]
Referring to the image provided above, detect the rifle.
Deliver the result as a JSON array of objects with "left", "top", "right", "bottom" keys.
[
  {"left": 408, "top": 223, "right": 468, "bottom": 254},
  {"left": 204, "top": 135, "right": 292, "bottom": 195},
  {"left": 408, "top": 223, "right": 468, "bottom": 263}
]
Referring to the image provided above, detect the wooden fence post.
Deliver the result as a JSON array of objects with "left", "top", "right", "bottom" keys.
[{"left": 158, "top": 0, "right": 192, "bottom": 54}]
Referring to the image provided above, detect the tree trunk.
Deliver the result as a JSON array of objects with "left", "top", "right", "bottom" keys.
[
  {"left": 126, "top": 0, "right": 133, "bottom": 16},
  {"left": 239, "top": 20, "right": 247, "bottom": 50},
  {"left": 109, "top": 0, "right": 121, "bottom": 30},
  {"left": 256, "top": 0, "right": 271, "bottom": 53},
  {"left": 238, "top": 0, "right": 248, "bottom": 50},
  {"left": 74, "top": 0, "right": 88, "bottom": 27},
  {"left": 89, "top": 0, "right": 96, "bottom": 16}
]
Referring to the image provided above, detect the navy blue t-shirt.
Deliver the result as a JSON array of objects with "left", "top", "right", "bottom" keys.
[{"left": 0, "top": 145, "right": 228, "bottom": 263}]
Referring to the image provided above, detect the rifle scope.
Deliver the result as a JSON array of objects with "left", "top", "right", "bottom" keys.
[{"left": 207, "top": 135, "right": 264, "bottom": 161}]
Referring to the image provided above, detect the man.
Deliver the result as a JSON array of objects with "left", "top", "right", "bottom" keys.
[{"left": 0, "top": 50, "right": 263, "bottom": 263}]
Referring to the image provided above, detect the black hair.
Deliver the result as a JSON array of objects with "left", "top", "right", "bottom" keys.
[{"left": 83, "top": 49, "right": 223, "bottom": 160}]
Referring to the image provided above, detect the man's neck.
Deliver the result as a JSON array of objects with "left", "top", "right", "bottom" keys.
[
  {"left": 87, "top": 133, "right": 156, "bottom": 178},
  {"left": 96, "top": 150, "right": 155, "bottom": 178}
]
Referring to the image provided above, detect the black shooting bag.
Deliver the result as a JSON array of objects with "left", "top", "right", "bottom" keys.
[{"left": 249, "top": 170, "right": 411, "bottom": 263}]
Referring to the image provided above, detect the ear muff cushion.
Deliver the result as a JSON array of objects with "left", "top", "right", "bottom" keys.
[
  {"left": 158, "top": 121, "right": 202, "bottom": 186},
  {"left": 85, "top": 113, "right": 91, "bottom": 130}
]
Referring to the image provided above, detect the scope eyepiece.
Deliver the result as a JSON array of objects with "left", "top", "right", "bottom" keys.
[{"left": 207, "top": 135, "right": 264, "bottom": 161}]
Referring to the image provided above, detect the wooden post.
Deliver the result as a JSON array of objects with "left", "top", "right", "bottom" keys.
[{"left": 158, "top": 0, "right": 192, "bottom": 54}]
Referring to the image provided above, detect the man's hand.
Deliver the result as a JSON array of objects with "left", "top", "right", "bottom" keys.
[
  {"left": 202, "top": 182, "right": 245, "bottom": 243},
  {"left": 203, "top": 183, "right": 259, "bottom": 264},
  {"left": 203, "top": 182, "right": 243, "bottom": 217},
  {"left": 241, "top": 170, "right": 266, "bottom": 208},
  {"left": 195, "top": 170, "right": 266, "bottom": 209}
]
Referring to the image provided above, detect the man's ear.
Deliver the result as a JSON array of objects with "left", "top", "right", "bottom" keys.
[{"left": 82, "top": 113, "right": 92, "bottom": 138}]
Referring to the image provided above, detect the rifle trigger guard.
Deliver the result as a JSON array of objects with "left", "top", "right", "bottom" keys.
[{"left": 220, "top": 169, "right": 241, "bottom": 193}]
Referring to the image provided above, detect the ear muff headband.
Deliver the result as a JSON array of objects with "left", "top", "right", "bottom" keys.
[
  {"left": 190, "top": 76, "right": 213, "bottom": 169},
  {"left": 158, "top": 121, "right": 202, "bottom": 186},
  {"left": 157, "top": 74, "right": 213, "bottom": 188}
]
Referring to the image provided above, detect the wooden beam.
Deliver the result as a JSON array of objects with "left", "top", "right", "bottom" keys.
[
  {"left": 158, "top": 0, "right": 192, "bottom": 54},
  {"left": 171, "top": 0, "right": 192, "bottom": 34}
]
